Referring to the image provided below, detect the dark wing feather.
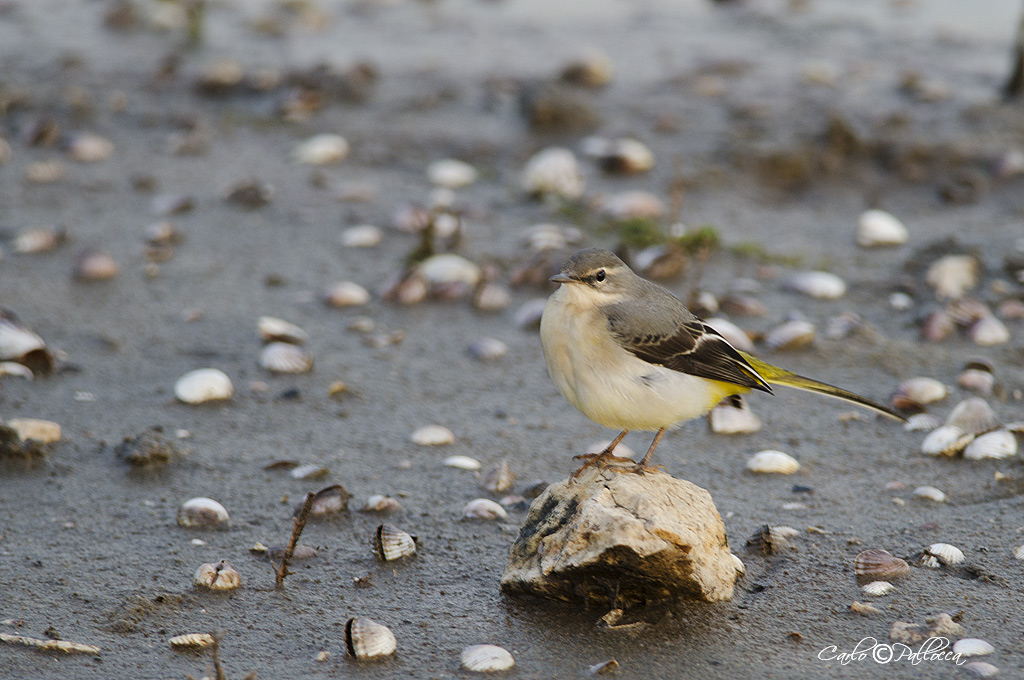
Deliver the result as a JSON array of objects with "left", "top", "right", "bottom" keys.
[{"left": 611, "top": 317, "right": 772, "bottom": 394}]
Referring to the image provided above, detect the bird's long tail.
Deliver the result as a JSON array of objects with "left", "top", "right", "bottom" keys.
[{"left": 739, "top": 352, "right": 905, "bottom": 422}]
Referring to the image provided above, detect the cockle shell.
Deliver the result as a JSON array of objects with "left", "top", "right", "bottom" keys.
[
  {"left": 785, "top": 271, "right": 847, "bottom": 299},
  {"left": 374, "top": 523, "right": 416, "bottom": 561},
  {"left": 482, "top": 459, "right": 517, "bottom": 494},
  {"left": 340, "top": 225, "right": 383, "bottom": 248},
  {"left": 169, "top": 633, "right": 215, "bottom": 649},
  {"left": 856, "top": 209, "right": 909, "bottom": 247},
  {"left": 962, "top": 661, "right": 999, "bottom": 677},
  {"left": 560, "top": 49, "right": 613, "bottom": 87},
  {"left": 708, "top": 399, "right": 762, "bottom": 434},
  {"left": 925, "top": 543, "right": 965, "bottom": 566},
  {"left": 461, "top": 644, "right": 515, "bottom": 672},
  {"left": 746, "top": 450, "right": 800, "bottom": 474},
  {"left": 920, "top": 425, "right": 973, "bottom": 456},
  {"left": 521, "top": 147, "right": 584, "bottom": 200},
  {"left": 292, "top": 134, "right": 349, "bottom": 165},
  {"left": 305, "top": 484, "right": 352, "bottom": 516},
  {"left": 953, "top": 639, "right": 995, "bottom": 658},
  {"left": 926, "top": 255, "right": 979, "bottom": 300},
  {"left": 444, "top": 455, "right": 482, "bottom": 470},
  {"left": 861, "top": 581, "right": 896, "bottom": 597},
  {"left": 345, "top": 617, "right": 396, "bottom": 659},
  {"left": 854, "top": 549, "right": 910, "bottom": 582},
  {"left": 523, "top": 223, "right": 582, "bottom": 252},
  {"left": 763, "top": 320, "right": 815, "bottom": 351},
  {"left": 258, "top": 316, "right": 308, "bottom": 344},
  {"left": 462, "top": 498, "right": 507, "bottom": 520},
  {"left": 912, "top": 486, "right": 947, "bottom": 502},
  {"left": 963, "top": 429, "right": 1017, "bottom": 460},
  {"left": 891, "top": 377, "right": 948, "bottom": 411},
  {"left": 474, "top": 283, "right": 512, "bottom": 312},
  {"left": 515, "top": 299, "right": 548, "bottom": 330},
  {"left": 427, "top": 159, "right": 477, "bottom": 188},
  {"left": 193, "top": 560, "right": 241, "bottom": 591},
  {"left": 946, "top": 398, "right": 999, "bottom": 434},
  {"left": 1013, "top": 545, "right": 1024, "bottom": 560},
  {"left": 322, "top": 281, "right": 371, "bottom": 307},
  {"left": 259, "top": 342, "right": 313, "bottom": 373},
  {"left": 363, "top": 495, "right": 404, "bottom": 513},
  {"left": 175, "top": 368, "right": 233, "bottom": 404},
  {"left": 958, "top": 368, "right": 994, "bottom": 395},
  {"left": 177, "top": 497, "right": 230, "bottom": 528},
  {"left": 411, "top": 425, "right": 454, "bottom": 446}
]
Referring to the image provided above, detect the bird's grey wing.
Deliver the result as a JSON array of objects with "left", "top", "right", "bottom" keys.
[{"left": 605, "top": 299, "right": 772, "bottom": 393}]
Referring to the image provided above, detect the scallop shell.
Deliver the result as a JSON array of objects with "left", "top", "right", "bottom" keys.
[
  {"left": 856, "top": 209, "right": 909, "bottom": 247},
  {"left": 704, "top": 317, "right": 755, "bottom": 353},
  {"left": 444, "top": 455, "right": 482, "bottom": 470},
  {"left": 411, "top": 425, "right": 454, "bottom": 446},
  {"left": 482, "top": 459, "right": 517, "bottom": 494},
  {"left": 257, "top": 316, "right": 308, "bottom": 344},
  {"left": 193, "top": 560, "right": 241, "bottom": 591},
  {"left": 969, "top": 315, "right": 1010, "bottom": 346},
  {"left": 953, "top": 639, "right": 995, "bottom": 657},
  {"left": 468, "top": 337, "right": 508, "bottom": 362},
  {"left": 521, "top": 147, "right": 584, "bottom": 200},
  {"left": 174, "top": 368, "right": 234, "bottom": 404},
  {"left": 74, "top": 249, "right": 119, "bottom": 280},
  {"left": 854, "top": 549, "right": 911, "bottom": 581},
  {"left": 322, "top": 281, "right": 371, "bottom": 307},
  {"left": 708, "top": 399, "right": 762, "bottom": 434},
  {"left": 891, "top": 377, "right": 948, "bottom": 411},
  {"left": 427, "top": 159, "right": 478, "bottom": 188},
  {"left": 946, "top": 398, "right": 999, "bottom": 434},
  {"left": 13, "top": 226, "right": 65, "bottom": 254},
  {"left": 374, "top": 523, "right": 416, "bottom": 561},
  {"left": 785, "top": 271, "right": 847, "bottom": 299},
  {"left": 920, "top": 425, "right": 974, "bottom": 456},
  {"left": 169, "top": 633, "right": 215, "bottom": 649},
  {"left": 177, "top": 497, "right": 230, "bottom": 528},
  {"left": 340, "top": 225, "right": 383, "bottom": 248},
  {"left": 963, "top": 429, "right": 1017, "bottom": 460},
  {"left": 912, "top": 486, "right": 947, "bottom": 502},
  {"left": 926, "top": 542, "right": 965, "bottom": 566},
  {"left": 1013, "top": 545, "right": 1024, "bottom": 560},
  {"left": 292, "top": 134, "right": 349, "bottom": 165},
  {"left": 345, "top": 617, "right": 396, "bottom": 659},
  {"left": 5, "top": 418, "right": 61, "bottom": 444},
  {"left": 462, "top": 498, "right": 507, "bottom": 520},
  {"left": 926, "top": 255, "right": 979, "bottom": 300},
  {"left": 860, "top": 580, "right": 896, "bottom": 597},
  {"left": 67, "top": 133, "right": 114, "bottom": 162},
  {"left": 461, "top": 644, "right": 515, "bottom": 672},
  {"left": 746, "top": 450, "right": 800, "bottom": 474},
  {"left": 306, "top": 484, "right": 352, "bottom": 516},
  {"left": 362, "top": 495, "right": 404, "bottom": 513},
  {"left": 763, "top": 320, "right": 815, "bottom": 351},
  {"left": 259, "top": 342, "right": 313, "bottom": 374}
]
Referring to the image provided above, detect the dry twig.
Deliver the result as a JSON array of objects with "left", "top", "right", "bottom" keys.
[{"left": 275, "top": 491, "right": 315, "bottom": 587}]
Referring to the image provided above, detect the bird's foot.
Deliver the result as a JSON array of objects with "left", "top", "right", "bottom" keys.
[
  {"left": 627, "top": 462, "right": 667, "bottom": 476},
  {"left": 570, "top": 451, "right": 637, "bottom": 479}
]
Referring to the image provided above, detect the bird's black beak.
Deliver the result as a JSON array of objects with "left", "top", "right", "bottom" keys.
[{"left": 550, "top": 273, "right": 574, "bottom": 284}]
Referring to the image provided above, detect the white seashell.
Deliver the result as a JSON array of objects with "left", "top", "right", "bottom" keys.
[
  {"left": 785, "top": 271, "right": 847, "bottom": 299},
  {"left": 174, "top": 368, "right": 234, "bottom": 404},
  {"left": 292, "top": 134, "right": 349, "bottom": 165},
  {"left": 903, "top": 413, "right": 942, "bottom": 432},
  {"left": 582, "top": 137, "right": 655, "bottom": 174},
  {"left": 411, "top": 425, "right": 454, "bottom": 446},
  {"left": 969, "top": 315, "right": 1010, "bottom": 346},
  {"left": 0, "top": 361, "right": 34, "bottom": 379},
  {"left": 468, "top": 337, "right": 508, "bottom": 362},
  {"left": 523, "top": 223, "right": 581, "bottom": 252},
  {"left": 920, "top": 555, "right": 941, "bottom": 569},
  {"left": 67, "top": 133, "right": 114, "bottom": 162},
  {"left": 946, "top": 398, "right": 999, "bottom": 434},
  {"left": 598, "top": 190, "right": 664, "bottom": 220},
  {"left": 257, "top": 316, "right": 308, "bottom": 344},
  {"left": 417, "top": 254, "right": 481, "bottom": 287},
  {"left": 374, "top": 523, "right": 416, "bottom": 561},
  {"left": 709, "top": 399, "right": 762, "bottom": 434},
  {"left": 1013, "top": 545, "right": 1024, "bottom": 560},
  {"left": 345, "top": 617, "right": 396, "bottom": 659},
  {"left": 74, "top": 249, "right": 119, "bottom": 280},
  {"left": 920, "top": 425, "right": 973, "bottom": 456},
  {"left": 363, "top": 495, "right": 404, "bottom": 513},
  {"left": 891, "top": 377, "right": 948, "bottom": 410},
  {"left": 926, "top": 543, "right": 965, "bottom": 566},
  {"left": 515, "top": 298, "right": 548, "bottom": 330},
  {"left": 306, "top": 485, "right": 351, "bottom": 516},
  {"left": 13, "top": 226, "right": 64, "bottom": 254},
  {"left": 473, "top": 283, "right": 512, "bottom": 312},
  {"left": 259, "top": 342, "right": 313, "bottom": 374},
  {"left": 193, "top": 560, "right": 241, "bottom": 591},
  {"left": 953, "top": 639, "right": 995, "bottom": 657},
  {"left": 963, "top": 429, "right": 1017, "bottom": 460},
  {"left": 926, "top": 255, "right": 979, "bottom": 300},
  {"left": 0, "top": 310, "right": 50, "bottom": 371},
  {"left": 860, "top": 581, "right": 896, "bottom": 597},
  {"left": 5, "top": 418, "right": 61, "bottom": 444},
  {"left": 177, "top": 497, "right": 230, "bottom": 528},
  {"left": 290, "top": 464, "right": 329, "bottom": 480},
  {"left": 521, "top": 147, "right": 584, "bottom": 200},
  {"left": 169, "top": 633, "right": 215, "bottom": 649},
  {"left": 340, "top": 225, "right": 383, "bottom": 248},
  {"left": 853, "top": 549, "right": 910, "bottom": 581},
  {"left": 322, "top": 281, "right": 371, "bottom": 307},
  {"left": 461, "top": 644, "right": 515, "bottom": 672},
  {"left": 482, "top": 460, "right": 517, "bottom": 494},
  {"left": 731, "top": 553, "right": 746, "bottom": 575},
  {"left": 704, "top": 317, "right": 755, "bottom": 353},
  {"left": 856, "top": 209, "right": 908, "bottom": 247},
  {"left": 763, "top": 320, "right": 816, "bottom": 351},
  {"left": 889, "top": 292, "right": 914, "bottom": 310},
  {"left": 746, "top": 450, "right": 800, "bottom": 474},
  {"left": 958, "top": 368, "right": 995, "bottom": 395},
  {"left": 427, "top": 159, "right": 477, "bottom": 188},
  {"left": 444, "top": 455, "right": 482, "bottom": 471},
  {"left": 962, "top": 661, "right": 1000, "bottom": 677},
  {"left": 462, "top": 498, "right": 508, "bottom": 520},
  {"left": 912, "top": 486, "right": 947, "bottom": 502}
]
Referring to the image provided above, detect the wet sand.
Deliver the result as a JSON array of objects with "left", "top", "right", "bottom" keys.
[{"left": 2, "top": 1, "right": 1023, "bottom": 678}]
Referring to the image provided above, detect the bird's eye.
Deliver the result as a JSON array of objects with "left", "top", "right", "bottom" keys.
[{"left": 595, "top": 270, "right": 606, "bottom": 282}]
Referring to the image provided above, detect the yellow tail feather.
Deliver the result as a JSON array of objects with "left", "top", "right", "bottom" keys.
[{"left": 739, "top": 352, "right": 905, "bottom": 422}]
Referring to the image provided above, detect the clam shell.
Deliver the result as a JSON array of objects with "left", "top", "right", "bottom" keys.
[
  {"left": 169, "top": 633, "right": 215, "bottom": 649},
  {"left": 193, "top": 560, "right": 241, "bottom": 591},
  {"left": 417, "top": 254, "right": 481, "bottom": 288},
  {"left": 460, "top": 644, "right": 515, "bottom": 672},
  {"left": 953, "top": 639, "right": 995, "bottom": 657},
  {"left": 411, "top": 424, "right": 454, "bottom": 446},
  {"left": 427, "top": 159, "right": 477, "bottom": 188},
  {"left": 340, "top": 224, "right": 383, "bottom": 248},
  {"left": 920, "top": 425, "right": 974, "bottom": 456},
  {"left": 957, "top": 368, "right": 995, "bottom": 395},
  {"left": 926, "top": 542, "right": 965, "bottom": 565},
  {"left": 708, "top": 399, "right": 763, "bottom": 434},
  {"left": 962, "top": 661, "right": 1000, "bottom": 677},
  {"left": 763, "top": 320, "right": 815, "bottom": 351},
  {"left": 912, "top": 486, "right": 947, "bottom": 503},
  {"left": 891, "top": 377, "right": 948, "bottom": 410},
  {"left": 860, "top": 580, "right": 896, "bottom": 597},
  {"left": 462, "top": 498, "right": 507, "bottom": 520},
  {"left": 374, "top": 523, "right": 416, "bottom": 561},
  {"left": 292, "top": 134, "right": 349, "bottom": 165},
  {"left": 259, "top": 342, "right": 313, "bottom": 373},
  {"left": 444, "top": 455, "right": 482, "bottom": 471},
  {"left": 904, "top": 413, "right": 943, "bottom": 432},
  {"left": 969, "top": 315, "right": 1010, "bottom": 346},
  {"left": 963, "top": 429, "right": 1017, "bottom": 460},
  {"left": 322, "top": 281, "right": 371, "bottom": 307},
  {"left": 926, "top": 254, "right": 979, "bottom": 300},
  {"left": 854, "top": 549, "right": 910, "bottom": 582},
  {"left": 468, "top": 337, "right": 508, "bottom": 362},
  {"left": 704, "top": 317, "right": 755, "bottom": 353},
  {"left": 345, "top": 617, "right": 396, "bottom": 659},
  {"left": 174, "top": 368, "right": 233, "bottom": 404},
  {"left": 0, "top": 361, "right": 34, "bottom": 379},
  {"left": 258, "top": 316, "right": 308, "bottom": 344},
  {"left": 521, "top": 147, "right": 584, "bottom": 199},
  {"left": 482, "top": 459, "right": 517, "bottom": 494},
  {"left": 856, "top": 209, "right": 909, "bottom": 247},
  {"left": 177, "top": 497, "right": 230, "bottom": 528},
  {"left": 731, "top": 553, "right": 746, "bottom": 576},
  {"left": 785, "top": 271, "right": 847, "bottom": 299},
  {"left": 745, "top": 450, "right": 800, "bottom": 474},
  {"left": 946, "top": 398, "right": 999, "bottom": 434},
  {"left": 13, "top": 226, "right": 64, "bottom": 254},
  {"left": 306, "top": 484, "right": 352, "bottom": 516},
  {"left": 5, "top": 418, "right": 61, "bottom": 444},
  {"left": 362, "top": 495, "right": 404, "bottom": 513},
  {"left": 290, "top": 463, "right": 329, "bottom": 480}
]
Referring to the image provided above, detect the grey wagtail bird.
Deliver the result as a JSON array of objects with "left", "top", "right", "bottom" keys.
[{"left": 540, "top": 248, "right": 904, "bottom": 474}]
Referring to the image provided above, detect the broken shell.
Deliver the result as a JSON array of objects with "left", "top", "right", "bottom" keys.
[
  {"left": 462, "top": 498, "right": 508, "bottom": 520},
  {"left": 953, "top": 639, "right": 995, "bottom": 659},
  {"left": 290, "top": 464, "right": 329, "bottom": 480},
  {"left": 861, "top": 581, "right": 896, "bottom": 597},
  {"left": 5, "top": 418, "right": 61, "bottom": 444},
  {"left": 963, "top": 429, "right": 1017, "bottom": 460},
  {"left": 0, "top": 309, "right": 53, "bottom": 374},
  {"left": 785, "top": 271, "right": 847, "bottom": 299},
  {"left": 293, "top": 133, "right": 349, "bottom": 165},
  {"left": 946, "top": 398, "right": 999, "bottom": 434},
  {"left": 708, "top": 399, "right": 762, "bottom": 434},
  {"left": 461, "top": 644, "right": 515, "bottom": 673},
  {"left": 912, "top": 486, "right": 947, "bottom": 503},
  {"left": 194, "top": 560, "right": 241, "bottom": 591},
  {"left": 13, "top": 226, "right": 65, "bottom": 254},
  {"left": 345, "top": 617, "right": 396, "bottom": 659},
  {"left": 175, "top": 368, "right": 234, "bottom": 404},
  {"left": 763, "top": 320, "right": 815, "bottom": 351},
  {"left": 468, "top": 337, "right": 508, "bottom": 362},
  {"left": 259, "top": 342, "right": 313, "bottom": 374},
  {"left": 704, "top": 317, "right": 755, "bottom": 353},
  {"left": 969, "top": 315, "right": 1010, "bottom": 346},
  {"left": 920, "top": 425, "right": 973, "bottom": 456},
  {"left": 891, "top": 377, "right": 948, "bottom": 411},
  {"left": 322, "top": 281, "right": 371, "bottom": 307},
  {"left": 925, "top": 543, "right": 965, "bottom": 566},
  {"left": 856, "top": 209, "right": 909, "bottom": 247},
  {"left": 521, "top": 147, "right": 584, "bottom": 200},
  {"left": 169, "top": 633, "right": 215, "bottom": 649},
  {"left": 177, "top": 497, "right": 230, "bottom": 528},
  {"left": 363, "top": 495, "right": 404, "bottom": 513},
  {"left": 850, "top": 601, "right": 882, "bottom": 616},
  {"left": 305, "top": 485, "right": 352, "bottom": 517},
  {"left": 854, "top": 549, "right": 911, "bottom": 582},
  {"left": 587, "top": 659, "right": 620, "bottom": 675},
  {"left": 926, "top": 255, "right": 979, "bottom": 300},
  {"left": 258, "top": 316, "right": 308, "bottom": 344},
  {"left": 427, "top": 159, "right": 477, "bottom": 188},
  {"left": 444, "top": 455, "right": 482, "bottom": 470},
  {"left": 904, "top": 413, "right": 942, "bottom": 432},
  {"left": 746, "top": 450, "right": 800, "bottom": 474},
  {"left": 411, "top": 424, "right": 454, "bottom": 446},
  {"left": 374, "top": 523, "right": 417, "bottom": 561},
  {"left": 74, "top": 249, "right": 119, "bottom": 280},
  {"left": 66, "top": 133, "right": 114, "bottom": 162},
  {"left": 340, "top": 225, "right": 383, "bottom": 248},
  {"left": 482, "top": 459, "right": 517, "bottom": 494}
]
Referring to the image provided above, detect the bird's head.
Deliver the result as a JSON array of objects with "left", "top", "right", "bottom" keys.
[{"left": 550, "top": 248, "right": 636, "bottom": 302}]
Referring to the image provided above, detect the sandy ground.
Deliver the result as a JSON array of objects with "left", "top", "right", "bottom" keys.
[{"left": 2, "top": 0, "right": 1024, "bottom": 678}]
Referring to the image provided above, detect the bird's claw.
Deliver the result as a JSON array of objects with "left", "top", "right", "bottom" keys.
[{"left": 570, "top": 451, "right": 637, "bottom": 479}]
